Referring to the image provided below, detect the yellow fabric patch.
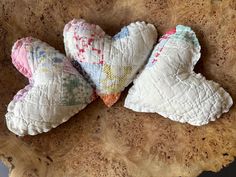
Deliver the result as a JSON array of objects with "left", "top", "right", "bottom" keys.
[{"left": 101, "top": 64, "right": 132, "bottom": 93}]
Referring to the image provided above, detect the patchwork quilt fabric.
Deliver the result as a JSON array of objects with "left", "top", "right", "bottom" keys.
[
  {"left": 63, "top": 19, "right": 157, "bottom": 107},
  {"left": 125, "top": 25, "right": 233, "bottom": 126},
  {"left": 5, "top": 37, "right": 95, "bottom": 136}
]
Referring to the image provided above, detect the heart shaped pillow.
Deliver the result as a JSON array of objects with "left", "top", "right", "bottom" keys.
[
  {"left": 125, "top": 25, "right": 233, "bottom": 126},
  {"left": 5, "top": 37, "right": 95, "bottom": 136},
  {"left": 63, "top": 19, "right": 157, "bottom": 107}
]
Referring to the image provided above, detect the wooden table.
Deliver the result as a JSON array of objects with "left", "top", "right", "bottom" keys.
[{"left": 0, "top": 0, "right": 236, "bottom": 176}]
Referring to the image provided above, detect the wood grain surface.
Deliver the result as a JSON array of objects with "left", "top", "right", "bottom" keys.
[{"left": 0, "top": 0, "right": 236, "bottom": 177}]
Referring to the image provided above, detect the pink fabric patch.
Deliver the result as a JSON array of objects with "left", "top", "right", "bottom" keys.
[
  {"left": 165, "top": 28, "right": 176, "bottom": 35},
  {"left": 11, "top": 38, "right": 32, "bottom": 78},
  {"left": 13, "top": 82, "right": 33, "bottom": 101},
  {"left": 65, "top": 19, "right": 105, "bottom": 64},
  {"left": 151, "top": 28, "right": 177, "bottom": 64}
]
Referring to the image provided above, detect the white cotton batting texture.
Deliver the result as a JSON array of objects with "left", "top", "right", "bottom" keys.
[{"left": 125, "top": 25, "right": 233, "bottom": 126}]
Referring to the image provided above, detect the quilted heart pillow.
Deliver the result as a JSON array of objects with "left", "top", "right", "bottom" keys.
[
  {"left": 63, "top": 19, "right": 157, "bottom": 107},
  {"left": 125, "top": 25, "right": 233, "bottom": 126},
  {"left": 5, "top": 37, "right": 95, "bottom": 136}
]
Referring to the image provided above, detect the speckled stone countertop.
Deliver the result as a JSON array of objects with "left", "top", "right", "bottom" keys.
[{"left": 0, "top": 0, "right": 236, "bottom": 177}]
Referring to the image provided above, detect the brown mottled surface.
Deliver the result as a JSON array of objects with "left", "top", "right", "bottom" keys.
[{"left": 0, "top": 0, "right": 236, "bottom": 177}]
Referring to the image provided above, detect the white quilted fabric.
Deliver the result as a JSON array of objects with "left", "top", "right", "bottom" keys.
[
  {"left": 6, "top": 37, "right": 95, "bottom": 136},
  {"left": 63, "top": 19, "right": 157, "bottom": 107},
  {"left": 125, "top": 25, "right": 233, "bottom": 126}
]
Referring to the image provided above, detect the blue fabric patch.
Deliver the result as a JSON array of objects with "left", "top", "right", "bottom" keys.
[
  {"left": 72, "top": 60, "right": 102, "bottom": 90},
  {"left": 175, "top": 25, "right": 200, "bottom": 48},
  {"left": 39, "top": 50, "right": 45, "bottom": 57},
  {"left": 31, "top": 45, "right": 47, "bottom": 63},
  {"left": 113, "top": 26, "right": 129, "bottom": 40}
]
